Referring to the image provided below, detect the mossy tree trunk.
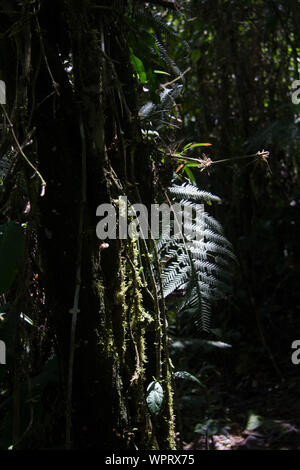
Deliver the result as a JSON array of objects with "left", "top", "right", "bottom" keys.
[{"left": 0, "top": 0, "right": 175, "bottom": 449}]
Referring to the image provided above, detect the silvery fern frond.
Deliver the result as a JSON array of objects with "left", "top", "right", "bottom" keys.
[{"left": 158, "top": 179, "right": 236, "bottom": 332}]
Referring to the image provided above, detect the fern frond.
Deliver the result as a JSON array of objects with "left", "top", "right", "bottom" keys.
[
  {"left": 157, "top": 179, "right": 236, "bottom": 332},
  {"left": 155, "top": 36, "right": 182, "bottom": 78},
  {"left": 168, "top": 183, "right": 222, "bottom": 204},
  {"left": 139, "top": 84, "right": 183, "bottom": 122}
]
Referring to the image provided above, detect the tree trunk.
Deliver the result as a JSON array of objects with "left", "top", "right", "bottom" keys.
[{"left": 1, "top": 0, "right": 175, "bottom": 450}]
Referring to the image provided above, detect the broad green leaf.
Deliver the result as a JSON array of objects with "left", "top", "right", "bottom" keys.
[
  {"left": 130, "top": 53, "right": 147, "bottom": 84},
  {"left": 146, "top": 381, "right": 164, "bottom": 416},
  {"left": 195, "top": 419, "right": 228, "bottom": 436},
  {"left": 174, "top": 371, "right": 206, "bottom": 388},
  {"left": 183, "top": 166, "right": 196, "bottom": 183},
  {"left": 191, "top": 50, "right": 201, "bottom": 62},
  {"left": 195, "top": 420, "right": 218, "bottom": 435},
  {"left": 246, "top": 413, "right": 263, "bottom": 431},
  {"left": 0, "top": 222, "right": 25, "bottom": 295}
]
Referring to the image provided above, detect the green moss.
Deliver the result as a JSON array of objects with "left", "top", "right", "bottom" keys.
[{"left": 165, "top": 371, "right": 176, "bottom": 449}]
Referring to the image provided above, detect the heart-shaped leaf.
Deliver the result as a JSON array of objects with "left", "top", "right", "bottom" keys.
[{"left": 146, "top": 380, "right": 164, "bottom": 416}]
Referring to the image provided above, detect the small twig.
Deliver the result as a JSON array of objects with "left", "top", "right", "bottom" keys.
[
  {"left": 13, "top": 375, "right": 34, "bottom": 448},
  {"left": 99, "top": 48, "right": 121, "bottom": 64},
  {"left": 161, "top": 67, "right": 191, "bottom": 88},
  {"left": 34, "top": 13, "right": 60, "bottom": 96},
  {"left": 1, "top": 104, "right": 46, "bottom": 196}
]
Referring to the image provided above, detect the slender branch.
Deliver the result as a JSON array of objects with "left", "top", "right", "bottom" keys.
[
  {"left": 172, "top": 152, "right": 258, "bottom": 164},
  {"left": 34, "top": 12, "right": 60, "bottom": 96},
  {"left": 13, "top": 375, "right": 34, "bottom": 448},
  {"left": 161, "top": 67, "right": 191, "bottom": 88},
  {"left": 1, "top": 104, "right": 46, "bottom": 196},
  {"left": 65, "top": 109, "right": 87, "bottom": 449}
]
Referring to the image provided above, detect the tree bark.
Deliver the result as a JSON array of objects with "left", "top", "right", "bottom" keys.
[{"left": 0, "top": 0, "right": 174, "bottom": 449}]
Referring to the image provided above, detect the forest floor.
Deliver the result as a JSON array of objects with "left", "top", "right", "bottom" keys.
[{"left": 178, "top": 375, "right": 300, "bottom": 450}]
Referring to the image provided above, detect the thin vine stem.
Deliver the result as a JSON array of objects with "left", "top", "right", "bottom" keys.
[
  {"left": 1, "top": 104, "right": 46, "bottom": 196},
  {"left": 65, "top": 109, "right": 87, "bottom": 449}
]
